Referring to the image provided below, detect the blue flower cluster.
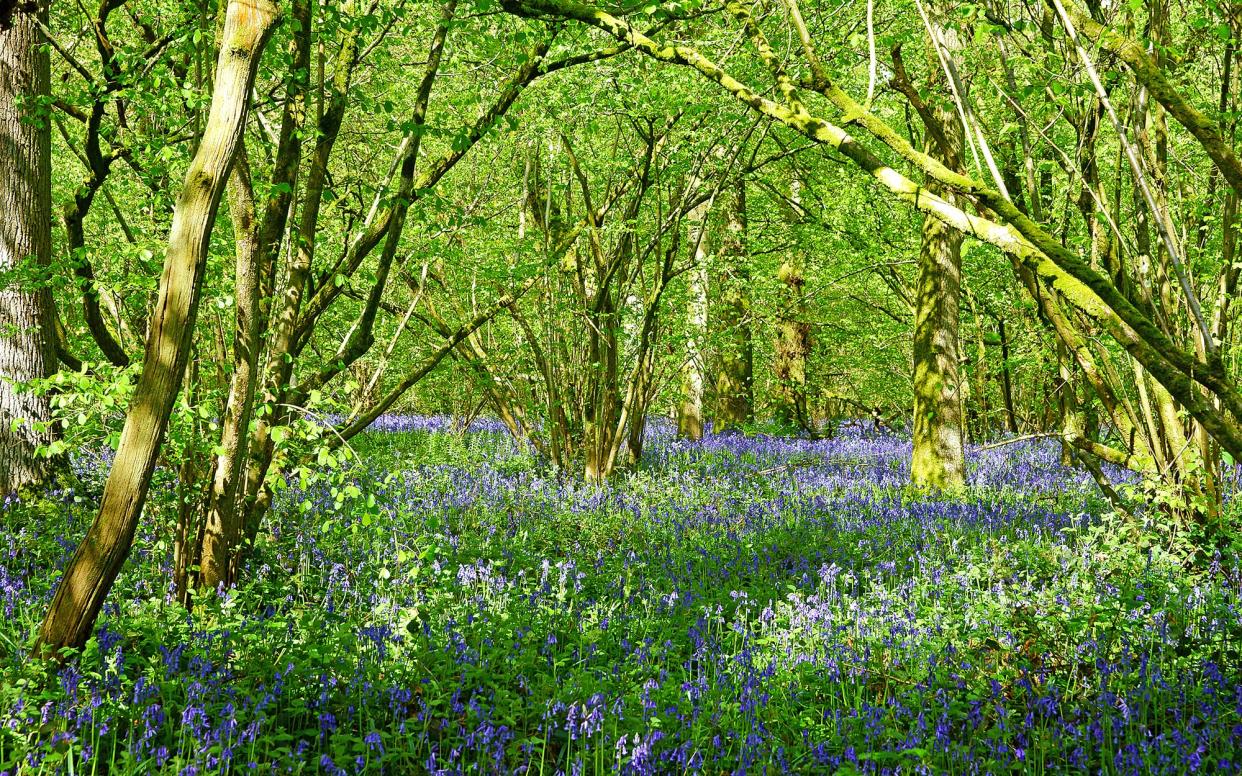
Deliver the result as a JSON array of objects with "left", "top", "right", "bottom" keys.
[{"left": 0, "top": 419, "right": 1238, "bottom": 773}]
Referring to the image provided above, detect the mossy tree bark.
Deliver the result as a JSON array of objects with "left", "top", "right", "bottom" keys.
[
  {"left": 773, "top": 179, "right": 811, "bottom": 432},
  {"left": 35, "top": 0, "right": 279, "bottom": 656},
  {"left": 0, "top": 2, "right": 57, "bottom": 496},
  {"left": 910, "top": 155, "right": 965, "bottom": 490},
  {"left": 910, "top": 14, "right": 966, "bottom": 491}
]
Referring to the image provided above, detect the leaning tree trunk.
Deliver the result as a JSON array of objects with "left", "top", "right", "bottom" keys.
[
  {"left": 713, "top": 177, "right": 753, "bottom": 433},
  {"left": 36, "top": 0, "right": 279, "bottom": 656},
  {"left": 0, "top": 3, "right": 57, "bottom": 496}
]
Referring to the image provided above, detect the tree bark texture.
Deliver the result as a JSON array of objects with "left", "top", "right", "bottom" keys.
[
  {"left": 911, "top": 120, "right": 965, "bottom": 490},
  {"left": 0, "top": 3, "right": 57, "bottom": 495}
]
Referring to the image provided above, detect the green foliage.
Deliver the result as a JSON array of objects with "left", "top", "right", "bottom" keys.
[{"left": 9, "top": 0, "right": 1242, "bottom": 766}]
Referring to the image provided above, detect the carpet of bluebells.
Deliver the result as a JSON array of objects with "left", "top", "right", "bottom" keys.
[{"left": 2, "top": 418, "right": 1241, "bottom": 774}]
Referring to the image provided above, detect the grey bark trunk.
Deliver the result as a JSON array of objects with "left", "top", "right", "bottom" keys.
[{"left": 0, "top": 4, "right": 57, "bottom": 495}]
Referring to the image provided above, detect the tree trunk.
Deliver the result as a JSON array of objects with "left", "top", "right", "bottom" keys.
[
  {"left": 35, "top": 0, "right": 279, "bottom": 656},
  {"left": 173, "top": 353, "right": 207, "bottom": 604},
  {"left": 997, "top": 317, "right": 1018, "bottom": 433},
  {"left": 0, "top": 3, "right": 57, "bottom": 495},
  {"left": 583, "top": 292, "right": 618, "bottom": 481},
  {"left": 239, "top": 27, "right": 360, "bottom": 544},
  {"left": 773, "top": 259, "right": 810, "bottom": 431},
  {"left": 713, "top": 177, "right": 753, "bottom": 433},
  {"left": 678, "top": 195, "right": 710, "bottom": 440},
  {"left": 910, "top": 139, "right": 966, "bottom": 490},
  {"left": 910, "top": 7, "right": 966, "bottom": 490},
  {"left": 964, "top": 289, "right": 990, "bottom": 439},
  {"left": 1055, "top": 341, "right": 1080, "bottom": 467},
  {"left": 197, "top": 144, "right": 264, "bottom": 592},
  {"left": 773, "top": 179, "right": 810, "bottom": 432},
  {"left": 193, "top": 0, "right": 311, "bottom": 593}
]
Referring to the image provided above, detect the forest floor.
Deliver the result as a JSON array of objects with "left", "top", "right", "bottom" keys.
[{"left": 2, "top": 419, "right": 1241, "bottom": 774}]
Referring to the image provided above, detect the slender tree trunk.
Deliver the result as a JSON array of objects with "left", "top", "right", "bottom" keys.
[
  {"left": 964, "top": 290, "right": 990, "bottom": 438},
  {"left": 35, "top": 0, "right": 279, "bottom": 656},
  {"left": 678, "top": 197, "right": 710, "bottom": 440},
  {"left": 197, "top": 145, "right": 264, "bottom": 592},
  {"left": 617, "top": 299, "right": 663, "bottom": 471},
  {"left": 1055, "top": 341, "right": 1080, "bottom": 467},
  {"left": 292, "top": 0, "right": 456, "bottom": 403},
  {"left": 192, "top": 0, "right": 311, "bottom": 592},
  {"left": 239, "top": 23, "right": 361, "bottom": 545},
  {"left": 173, "top": 353, "right": 207, "bottom": 604},
  {"left": 713, "top": 177, "right": 753, "bottom": 433},
  {"left": 773, "top": 260, "right": 810, "bottom": 431},
  {"left": 583, "top": 295, "right": 616, "bottom": 481},
  {"left": 0, "top": 3, "right": 57, "bottom": 495},
  {"left": 996, "top": 317, "right": 1018, "bottom": 433}
]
